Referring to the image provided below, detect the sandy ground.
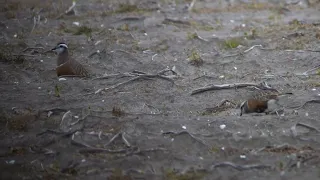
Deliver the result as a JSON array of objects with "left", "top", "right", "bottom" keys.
[{"left": 1, "top": 0, "right": 320, "bottom": 179}]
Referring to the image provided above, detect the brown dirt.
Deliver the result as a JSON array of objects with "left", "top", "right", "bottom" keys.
[{"left": 1, "top": 0, "right": 320, "bottom": 179}]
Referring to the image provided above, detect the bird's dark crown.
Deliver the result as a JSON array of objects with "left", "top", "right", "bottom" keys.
[
  {"left": 53, "top": 43, "right": 68, "bottom": 49},
  {"left": 51, "top": 43, "right": 69, "bottom": 55}
]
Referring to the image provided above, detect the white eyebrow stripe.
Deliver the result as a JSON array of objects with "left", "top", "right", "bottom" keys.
[{"left": 59, "top": 44, "right": 68, "bottom": 48}]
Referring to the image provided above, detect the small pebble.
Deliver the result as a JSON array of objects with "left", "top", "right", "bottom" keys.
[
  {"left": 47, "top": 111, "right": 53, "bottom": 117},
  {"left": 240, "top": 155, "right": 246, "bottom": 159},
  {"left": 59, "top": 78, "right": 67, "bottom": 81},
  {"left": 182, "top": 125, "right": 186, "bottom": 129},
  {"left": 38, "top": 87, "right": 41, "bottom": 90},
  {"left": 220, "top": 124, "right": 226, "bottom": 130},
  {"left": 73, "top": 22, "right": 80, "bottom": 26},
  {"left": 7, "top": 160, "right": 15, "bottom": 164}
]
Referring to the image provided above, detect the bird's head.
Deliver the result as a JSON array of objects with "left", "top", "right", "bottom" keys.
[{"left": 52, "top": 43, "right": 68, "bottom": 54}]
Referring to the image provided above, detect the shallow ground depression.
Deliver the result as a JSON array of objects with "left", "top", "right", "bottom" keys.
[{"left": 1, "top": 0, "right": 320, "bottom": 179}]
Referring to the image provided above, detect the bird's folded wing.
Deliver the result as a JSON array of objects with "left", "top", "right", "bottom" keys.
[{"left": 69, "top": 59, "right": 89, "bottom": 77}]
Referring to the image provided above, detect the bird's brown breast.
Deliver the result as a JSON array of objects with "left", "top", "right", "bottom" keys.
[
  {"left": 247, "top": 99, "right": 268, "bottom": 113},
  {"left": 56, "top": 59, "right": 89, "bottom": 77}
]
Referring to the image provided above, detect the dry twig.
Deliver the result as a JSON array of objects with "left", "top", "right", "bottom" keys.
[
  {"left": 291, "top": 122, "right": 320, "bottom": 137},
  {"left": 94, "top": 67, "right": 177, "bottom": 94},
  {"left": 191, "top": 82, "right": 270, "bottom": 95},
  {"left": 31, "top": 16, "right": 37, "bottom": 33},
  {"left": 222, "top": 45, "right": 262, "bottom": 58},
  {"left": 300, "top": 65, "right": 320, "bottom": 76},
  {"left": 188, "top": 0, "right": 197, "bottom": 11},
  {"left": 211, "top": 162, "right": 272, "bottom": 171},
  {"left": 162, "top": 131, "right": 207, "bottom": 146},
  {"left": 22, "top": 47, "right": 44, "bottom": 52},
  {"left": 56, "top": 1, "right": 76, "bottom": 19},
  {"left": 222, "top": 44, "right": 320, "bottom": 59},
  {"left": 289, "top": 99, "right": 320, "bottom": 110},
  {"left": 103, "top": 132, "right": 131, "bottom": 148}
]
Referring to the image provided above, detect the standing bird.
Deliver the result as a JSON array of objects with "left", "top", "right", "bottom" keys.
[
  {"left": 51, "top": 43, "right": 89, "bottom": 77},
  {"left": 240, "top": 88, "right": 293, "bottom": 116}
]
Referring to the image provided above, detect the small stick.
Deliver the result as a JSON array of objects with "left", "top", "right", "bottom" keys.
[
  {"left": 95, "top": 76, "right": 142, "bottom": 94},
  {"left": 162, "top": 131, "right": 207, "bottom": 146},
  {"left": 194, "top": 33, "right": 209, "bottom": 42},
  {"left": 60, "top": 110, "right": 71, "bottom": 126},
  {"left": 301, "top": 65, "right": 320, "bottom": 76},
  {"left": 193, "top": 75, "right": 216, "bottom": 80},
  {"left": 104, "top": 132, "right": 121, "bottom": 147},
  {"left": 222, "top": 44, "right": 262, "bottom": 58},
  {"left": 188, "top": 0, "right": 197, "bottom": 11},
  {"left": 151, "top": 54, "right": 158, "bottom": 61},
  {"left": 111, "top": 49, "right": 133, "bottom": 55},
  {"left": 243, "top": 44, "right": 262, "bottom": 53},
  {"left": 56, "top": 1, "right": 76, "bottom": 19},
  {"left": 94, "top": 68, "right": 177, "bottom": 94},
  {"left": 290, "top": 99, "right": 320, "bottom": 110},
  {"left": 87, "top": 51, "right": 100, "bottom": 58},
  {"left": 296, "top": 122, "right": 320, "bottom": 132},
  {"left": 211, "top": 162, "right": 271, "bottom": 171},
  {"left": 71, "top": 138, "right": 93, "bottom": 148},
  {"left": 79, "top": 148, "right": 127, "bottom": 154},
  {"left": 70, "top": 114, "right": 88, "bottom": 126},
  {"left": 31, "top": 16, "right": 37, "bottom": 33},
  {"left": 191, "top": 83, "right": 263, "bottom": 95},
  {"left": 221, "top": 45, "right": 320, "bottom": 59},
  {"left": 22, "top": 47, "right": 44, "bottom": 52},
  {"left": 121, "top": 132, "right": 131, "bottom": 147}
]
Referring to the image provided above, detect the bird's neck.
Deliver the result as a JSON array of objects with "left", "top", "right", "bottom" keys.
[{"left": 57, "top": 50, "right": 69, "bottom": 66}]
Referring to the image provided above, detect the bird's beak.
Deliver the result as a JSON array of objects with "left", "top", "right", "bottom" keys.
[{"left": 51, "top": 47, "right": 57, "bottom": 51}]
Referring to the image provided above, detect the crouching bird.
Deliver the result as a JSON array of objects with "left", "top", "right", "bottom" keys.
[
  {"left": 240, "top": 88, "right": 293, "bottom": 116},
  {"left": 51, "top": 42, "right": 89, "bottom": 77}
]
